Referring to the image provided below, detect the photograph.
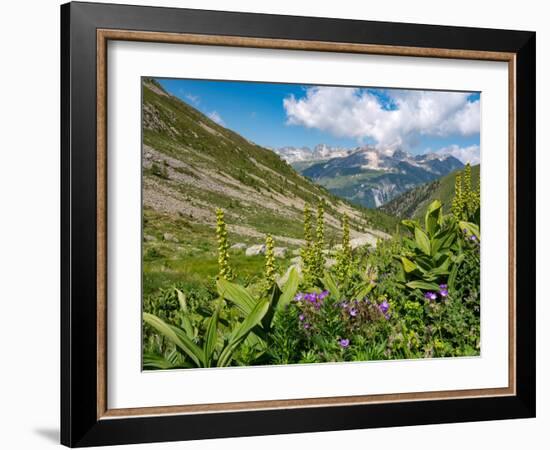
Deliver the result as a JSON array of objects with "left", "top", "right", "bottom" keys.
[
  {"left": 141, "top": 77, "right": 482, "bottom": 370},
  {"left": 54, "top": 1, "right": 535, "bottom": 446}
]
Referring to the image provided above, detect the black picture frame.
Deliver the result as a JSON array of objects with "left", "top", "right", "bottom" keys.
[{"left": 61, "top": 1, "right": 536, "bottom": 447}]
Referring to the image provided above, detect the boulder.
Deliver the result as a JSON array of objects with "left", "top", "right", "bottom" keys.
[
  {"left": 163, "top": 232, "right": 178, "bottom": 243},
  {"left": 350, "top": 235, "right": 377, "bottom": 249},
  {"left": 290, "top": 256, "right": 302, "bottom": 265},
  {"left": 245, "top": 244, "right": 266, "bottom": 256},
  {"left": 230, "top": 243, "right": 247, "bottom": 250},
  {"left": 273, "top": 247, "right": 288, "bottom": 258}
]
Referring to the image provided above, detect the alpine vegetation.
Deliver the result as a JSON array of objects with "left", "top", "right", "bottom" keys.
[{"left": 141, "top": 78, "right": 481, "bottom": 369}]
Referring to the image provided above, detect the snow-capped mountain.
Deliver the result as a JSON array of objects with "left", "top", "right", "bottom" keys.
[
  {"left": 273, "top": 144, "right": 353, "bottom": 163},
  {"left": 298, "top": 146, "right": 464, "bottom": 208}
]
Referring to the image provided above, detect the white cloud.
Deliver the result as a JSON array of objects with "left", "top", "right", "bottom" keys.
[
  {"left": 207, "top": 111, "right": 225, "bottom": 126},
  {"left": 184, "top": 93, "right": 200, "bottom": 106},
  {"left": 283, "top": 87, "right": 480, "bottom": 149},
  {"left": 434, "top": 144, "right": 480, "bottom": 165}
]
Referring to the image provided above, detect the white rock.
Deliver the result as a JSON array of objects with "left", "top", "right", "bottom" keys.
[
  {"left": 230, "top": 243, "right": 247, "bottom": 250},
  {"left": 163, "top": 232, "right": 178, "bottom": 243},
  {"left": 245, "top": 244, "right": 266, "bottom": 256},
  {"left": 290, "top": 256, "right": 302, "bottom": 265},
  {"left": 350, "top": 235, "right": 377, "bottom": 249},
  {"left": 274, "top": 247, "right": 288, "bottom": 258}
]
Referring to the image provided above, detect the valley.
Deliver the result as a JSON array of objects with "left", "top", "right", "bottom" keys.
[
  {"left": 141, "top": 79, "right": 396, "bottom": 295},
  {"left": 141, "top": 77, "right": 482, "bottom": 369}
]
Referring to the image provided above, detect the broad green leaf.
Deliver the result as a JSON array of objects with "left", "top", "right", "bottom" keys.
[
  {"left": 143, "top": 312, "right": 204, "bottom": 367},
  {"left": 447, "top": 255, "right": 465, "bottom": 291},
  {"left": 414, "top": 228, "right": 431, "bottom": 256},
  {"left": 459, "top": 221, "right": 480, "bottom": 240},
  {"left": 430, "top": 256, "right": 451, "bottom": 276},
  {"left": 401, "top": 256, "right": 418, "bottom": 273},
  {"left": 142, "top": 353, "right": 175, "bottom": 370},
  {"left": 180, "top": 316, "right": 195, "bottom": 340},
  {"left": 401, "top": 219, "right": 419, "bottom": 234},
  {"left": 431, "top": 230, "right": 456, "bottom": 255},
  {"left": 218, "top": 299, "right": 269, "bottom": 367},
  {"left": 166, "top": 348, "right": 181, "bottom": 365},
  {"left": 203, "top": 306, "right": 219, "bottom": 367},
  {"left": 216, "top": 279, "right": 257, "bottom": 316},
  {"left": 395, "top": 264, "right": 406, "bottom": 283},
  {"left": 229, "top": 299, "right": 270, "bottom": 345},
  {"left": 428, "top": 266, "right": 450, "bottom": 277},
  {"left": 425, "top": 200, "right": 443, "bottom": 237},
  {"left": 412, "top": 256, "right": 431, "bottom": 274},
  {"left": 262, "top": 283, "right": 282, "bottom": 330},
  {"left": 453, "top": 253, "right": 466, "bottom": 265},
  {"left": 355, "top": 282, "right": 375, "bottom": 300},
  {"left": 143, "top": 352, "right": 192, "bottom": 370},
  {"left": 406, "top": 280, "right": 440, "bottom": 291},
  {"left": 278, "top": 267, "right": 301, "bottom": 310},
  {"left": 170, "top": 325, "right": 205, "bottom": 365},
  {"left": 321, "top": 271, "right": 340, "bottom": 301},
  {"left": 244, "top": 330, "right": 267, "bottom": 350}
]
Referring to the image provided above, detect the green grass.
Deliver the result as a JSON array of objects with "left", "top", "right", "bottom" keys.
[{"left": 143, "top": 207, "right": 300, "bottom": 297}]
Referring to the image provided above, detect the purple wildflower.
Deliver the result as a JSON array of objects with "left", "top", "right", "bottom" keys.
[
  {"left": 462, "top": 228, "right": 468, "bottom": 234},
  {"left": 294, "top": 293, "right": 304, "bottom": 302},
  {"left": 303, "top": 323, "right": 310, "bottom": 330},
  {"left": 340, "top": 301, "right": 349, "bottom": 309},
  {"left": 339, "top": 338, "right": 350, "bottom": 348},
  {"left": 378, "top": 300, "right": 390, "bottom": 315},
  {"left": 469, "top": 235, "right": 478, "bottom": 242},
  {"left": 298, "top": 314, "right": 305, "bottom": 321},
  {"left": 424, "top": 291, "right": 437, "bottom": 302},
  {"left": 318, "top": 290, "right": 329, "bottom": 300},
  {"left": 439, "top": 284, "right": 449, "bottom": 298},
  {"left": 349, "top": 307, "right": 358, "bottom": 317}
]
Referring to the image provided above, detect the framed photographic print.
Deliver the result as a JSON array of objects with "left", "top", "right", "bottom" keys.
[{"left": 60, "top": 1, "right": 536, "bottom": 447}]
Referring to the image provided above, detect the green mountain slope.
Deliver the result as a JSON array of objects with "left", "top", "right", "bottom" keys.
[
  {"left": 141, "top": 78, "right": 398, "bottom": 294},
  {"left": 380, "top": 164, "right": 480, "bottom": 219}
]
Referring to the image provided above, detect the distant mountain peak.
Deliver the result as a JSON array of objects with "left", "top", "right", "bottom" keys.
[
  {"left": 273, "top": 144, "right": 353, "bottom": 163},
  {"left": 296, "top": 145, "right": 464, "bottom": 208}
]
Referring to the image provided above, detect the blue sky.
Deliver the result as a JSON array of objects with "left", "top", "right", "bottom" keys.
[{"left": 156, "top": 78, "right": 481, "bottom": 160}]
